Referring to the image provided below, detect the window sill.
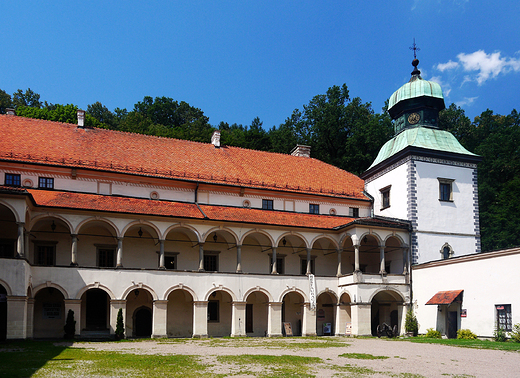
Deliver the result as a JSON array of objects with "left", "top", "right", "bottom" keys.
[{"left": 439, "top": 199, "right": 454, "bottom": 203}]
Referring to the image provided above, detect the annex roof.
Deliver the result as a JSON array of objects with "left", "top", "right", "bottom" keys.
[
  {"left": 425, "top": 290, "right": 464, "bottom": 305},
  {"left": 0, "top": 115, "right": 366, "bottom": 200}
]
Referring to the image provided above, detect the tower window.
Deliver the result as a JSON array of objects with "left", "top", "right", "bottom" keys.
[
  {"left": 438, "top": 178, "right": 454, "bottom": 202},
  {"left": 380, "top": 186, "right": 391, "bottom": 210}
]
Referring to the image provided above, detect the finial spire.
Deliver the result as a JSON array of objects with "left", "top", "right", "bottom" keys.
[
  {"left": 409, "top": 38, "right": 420, "bottom": 59},
  {"left": 409, "top": 38, "right": 421, "bottom": 77}
]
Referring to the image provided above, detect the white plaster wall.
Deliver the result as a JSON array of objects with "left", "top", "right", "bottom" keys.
[
  {"left": 413, "top": 251, "right": 520, "bottom": 337},
  {"left": 416, "top": 233, "right": 478, "bottom": 264},
  {"left": 365, "top": 163, "right": 409, "bottom": 220}
]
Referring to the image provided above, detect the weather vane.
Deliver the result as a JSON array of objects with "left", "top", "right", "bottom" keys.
[{"left": 409, "top": 38, "right": 420, "bottom": 59}]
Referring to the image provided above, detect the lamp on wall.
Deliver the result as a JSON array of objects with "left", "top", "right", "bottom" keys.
[
  {"left": 135, "top": 289, "right": 140, "bottom": 298},
  {"left": 213, "top": 233, "right": 217, "bottom": 242},
  {"left": 138, "top": 227, "right": 143, "bottom": 238},
  {"left": 51, "top": 220, "right": 56, "bottom": 232},
  {"left": 282, "top": 237, "right": 287, "bottom": 247}
]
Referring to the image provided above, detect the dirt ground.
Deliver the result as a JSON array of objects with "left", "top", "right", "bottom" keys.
[{"left": 70, "top": 337, "right": 520, "bottom": 377}]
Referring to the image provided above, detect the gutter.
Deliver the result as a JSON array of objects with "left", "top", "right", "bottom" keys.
[
  {"left": 363, "top": 190, "right": 375, "bottom": 217},
  {"left": 194, "top": 182, "right": 208, "bottom": 219}
]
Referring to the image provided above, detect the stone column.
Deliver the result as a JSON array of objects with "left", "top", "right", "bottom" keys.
[
  {"left": 71, "top": 234, "right": 78, "bottom": 266},
  {"left": 16, "top": 222, "right": 25, "bottom": 258},
  {"left": 403, "top": 245, "right": 409, "bottom": 275},
  {"left": 198, "top": 243, "right": 205, "bottom": 271},
  {"left": 109, "top": 299, "right": 126, "bottom": 336},
  {"left": 354, "top": 244, "right": 360, "bottom": 272},
  {"left": 159, "top": 239, "right": 165, "bottom": 269},
  {"left": 26, "top": 298, "right": 34, "bottom": 339},
  {"left": 351, "top": 303, "right": 372, "bottom": 336},
  {"left": 6, "top": 296, "right": 27, "bottom": 339},
  {"left": 192, "top": 301, "right": 208, "bottom": 338},
  {"left": 231, "top": 301, "right": 246, "bottom": 337},
  {"left": 379, "top": 245, "right": 386, "bottom": 274},
  {"left": 64, "top": 299, "right": 82, "bottom": 337},
  {"left": 271, "top": 247, "right": 278, "bottom": 274},
  {"left": 152, "top": 300, "right": 168, "bottom": 338},
  {"left": 336, "top": 248, "right": 343, "bottom": 277},
  {"left": 302, "top": 303, "right": 317, "bottom": 336},
  {"left": 306, "top": 248, "right": 312, "bottom": 275},
  {"left": 116, "top": 237, "right": 123, "bottom": 268},
  {"left": 267, "top": 302, "right": 283, "bottom": 337},
  {"left": 236, "top": 244, "right": 242, "bottom": 273},
  {"left": 24, "top": 232, "right": 29, "bottom": 260}
]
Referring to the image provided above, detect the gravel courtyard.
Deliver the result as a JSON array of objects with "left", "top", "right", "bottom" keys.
[{"left": 70, "top": 337, "right": 520, "bottom": 377}]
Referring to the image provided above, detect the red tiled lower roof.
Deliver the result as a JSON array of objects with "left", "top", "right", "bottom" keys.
[
  {"left": 425, "top": 290, "right": 464, "bottom": 305},
  {"left": 0, "top": 115, "right": 366, "bottom": 199}
]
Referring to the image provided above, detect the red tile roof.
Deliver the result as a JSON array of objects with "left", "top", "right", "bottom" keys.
[
  {"left": 27, "top": 189, "right": 363, "bottom": 229},
  {"left": 425, "top": 290, "right": 464, "bottom": 305},
  {"left": 0, "top": 115, "right": 366, "bottom": 199}
]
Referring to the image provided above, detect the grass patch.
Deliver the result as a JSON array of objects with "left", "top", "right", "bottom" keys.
[
  {"left": 402, "top": 337, "right": 520, "bottom": 352},
  {"left": 217, "top": 354, "right": 321, "bottom": 377},
  {"left": 330, "top": 363, "right": 378, "bottom": 376},
  {"left": 339, "top": 352, "right": 389, "bottom": 360},
  {"left": 208, "top": 336, "right": 350, "bottom": 349},
  {"left": 0, "top": 340, "right": 216, "bottom": 378}
]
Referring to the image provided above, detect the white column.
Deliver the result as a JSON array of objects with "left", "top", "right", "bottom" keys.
[
  {"left": 64, "top": 299, "right": 82, "bottom": 337},
  {"left": 231, "top": 301, "right": 246, "bottom": 337},
  {"left": 351, "top": 303, "right": 371, "bottom": 336},
  {"left": 403, "top": 245, "right": 409, "bottom": 275},
  {"left": 192, "top": 301, "right": 208, "bottom": 338},
  {"left": 109, "top": 299, "right": 126, "bottom": 336},
  {"left": 198, "top": 243, "right": 205, "bottom": 271},
  {"left": 16, "top": 222, "right": 25, "bottom": 258},
  {"left": 26, "top": 298, "right": 34, "bottom": 339},
  {"left": 354, "top": 244, "right": 360, "bottom": 272},
  {"left": 306, "top": 248, "right": 311, "bottom": 275},
  {"left": 302, "top": 303, "right": 316, "bottom": 336},
  {"left": 152, "top": 300, "right": 168, "bottom": 338},
  {"left": 159, "top": 239, "right": 165, "bottom": 269},
  {"left": 236, "top": 244, "right": 242, "bottom": 273},
  {"left": 71, "top": 234, "right": 78, "bottom": 266},
  {"left": 116, "top": 237, "right": 123, "bottom": 268},
  {"left": 379, "top": 245, "right": 386, "bottom": 274},
  {"left": 271, "top": 247, "right": 278, "bottom": 274},
  {"left": 6, "top": 296, "right": 27, "bottom": 339},
  {"left": 267, "top": 302, "right": 283, "bottom": 337},
  {"left": 336, "top": 248, "right": 343, "bottom": 277}
]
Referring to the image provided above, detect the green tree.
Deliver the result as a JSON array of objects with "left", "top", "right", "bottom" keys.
[
  {"left": 64, "top": 309, "right": 76, "bottom": 339},
  {"left": 115, "top": 308, "right": 124, "bottom": 340},
  {"left": 16, "top": 103, "right": 101, "bottom": 127},
  {"left": 0, "top": 89, "right": 12, "bottom": 114},
  {"left": 12, "top": 88, "right": 42, "bottom": 108},
  {"left": 87, "top": 101, "right": 118, "bottom": 129}
]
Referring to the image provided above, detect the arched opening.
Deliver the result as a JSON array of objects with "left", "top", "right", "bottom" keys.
[
  {"left": 163, "top": 227, "right": 199, "bottom": 271},
  {"left": 30, "top": 218, "right": 71, "bottom": 266},
  {"left": 242, "top": 232, "right": 273, "bottom": 274},
  {"left": 360, "top": 234, "right": 380, "bottom": 274},
  {"left": 338, "top": 293, "right": 352, "bottom": 335},
  {"left": 167, "top": 289, "right": 193, "bottom": 337},
  {"left": 316, "top": 292, "right": 336, "bottom": 336},
  {"left": 385, "top": 236, "right": 404, "bottom": 274},
  {"left": 77, "top": 221, "right": 118, "bottom": 268},
  {"left": 122, "top": 224, "right": 159, "bottom": 269},
  {"left": 0, "top": 284, "right": 7, "bottom": 341},
  {"left": 311, "top": 238, "right": 338, "bottom": 277},
  {"left": 245, "top": 291, "right": 268, "bottom": 337},
  {"left": 277, "top": 235, "right": 307, "bottom": 275},
  {"left": 203, "top": 230, "right": 237, "bottom": 273},
  {"left": 81, "top": 288, "right": 110, "bottom": 334},
  {"left": 282, "top": 292, "right": 304, "bottom": 336},
  {"left": 125, "top": 288, "right": 153, "bottom": 338},
  {"left": 33, "top": 287, "right": 65, "bottom": 338},
  {"left": 371, "top": 290, "right": 404, "bottom": 336},
  {"left": 207, "top": 290, "right": 232, "bottom": 337},
  {"left": 134, "top": 307, "right": 152, "bottom": 338},
  {"left": 0, "top": 204, "right": 17, "bottom": 259},
  {"left": 341, "top": 237, "right": 355, "bottom": 275}
]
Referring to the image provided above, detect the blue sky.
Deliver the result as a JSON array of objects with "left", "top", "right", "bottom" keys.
[{"left": 1, "top": 1, "right": 519, "bottom": 129}]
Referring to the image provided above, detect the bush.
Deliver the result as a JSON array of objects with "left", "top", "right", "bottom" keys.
[
  {"left": 425, "top": 328, "right": 442, "bottom": 339},
  {"left": 63, "top": 309, "right": 76, "bottom": 339},
  {"left": 115, "top": 308, "right": 125, "bottom": 340},
  {"left": 405, "top": 309, "right": 418, "bottom": 336},
  {"left": 457, "top": 329, "right": 477, "bottom": 340},
  {"left": 493, "top": 326, "right": 508, "bottom": 342},
  {"left": 510, "top": 323, "right": 520, "bottom": 343}
]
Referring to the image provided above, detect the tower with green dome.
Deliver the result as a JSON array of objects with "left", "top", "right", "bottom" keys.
[{"left": 361, "top": 57, "right": 482, "bottom": 265}]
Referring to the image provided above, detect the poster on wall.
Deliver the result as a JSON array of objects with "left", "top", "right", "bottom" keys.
[
  {"left": 345, "top": 322, "right": 352, "bottom": 336},
  {"left": 283, "top": 322, "right": 293, "bottom": 337},
  {"left": 461, "top": 309, "right": 467, "bottom": 318},
  {"left": 43, "top": 303, "right": 61, "bottom": 319}
]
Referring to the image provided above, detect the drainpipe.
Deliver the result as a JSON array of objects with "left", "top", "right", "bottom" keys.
[
  {"left": 363, "top": 190, "right": 375, "bottom": 217},
  {"left": 194, "top": 182, "right": 208, "bottom": 219},
  {"left": 408, "top": 225, "right": 413, "bottom": 308}
]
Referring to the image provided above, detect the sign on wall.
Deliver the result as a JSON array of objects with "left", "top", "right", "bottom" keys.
[
  {"left": 43, "top": 303, "right": 61, "bottom": 319},
  {"left": 461, "top": 309, "right": 467, "bottom": 318},
  {"left": 283, "top": 322, "right": 293, "bottom": 337},
  {"left": 308, "top": 274, "right": 316, "bottom": 311}
]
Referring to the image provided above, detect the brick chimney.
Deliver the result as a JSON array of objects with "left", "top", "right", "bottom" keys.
[
  {"left": 211, "top": 130, "right": 221, "bottom": 148},
  {"left": 77, "top": 109, "right": 85, "bottom": 128},
  {"left": 291, "top": 144, "right": 311, "bottom": 158},
  {"left": 6, "top": 108, "right": 15, "bottom": 115}
]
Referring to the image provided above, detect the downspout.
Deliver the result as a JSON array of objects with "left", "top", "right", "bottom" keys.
[
  {"left": 194, "top": 182, "right": 208, "bottom": 219},
  {"left": 408, "top": 224, "right": 413, "bottom": 308},
  {"left": 363, "top": 190, "right": 375, "bottom": 218}
]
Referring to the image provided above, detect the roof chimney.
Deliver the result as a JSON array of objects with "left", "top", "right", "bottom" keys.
[
  {"left": 6, "top": 108, "right": 15, "bottom": 115},
  {"left": 291, "top": 144, "right": 311, "bottom": 158},
  {"left": 211, "top": 130, "right": 221, "bottom": 148},
  {"left": 77, "top": 109, "right": 85, "bottom": 128}
]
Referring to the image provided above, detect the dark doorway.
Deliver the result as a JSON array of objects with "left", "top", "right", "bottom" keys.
[
  {"left": 447, "top": 311, "right": 458, "bottom": 339},
  {"left": 0, "top": 285, "right": 7, "bottom": 341},
  {"left": 390, "top": 310, "right": 398, "bottom": 328},
  {"left": 134, "top": 307, "right": 152, "bottom": 338},
  {"left": 85, "top": 289, "right": 108, "bottom": 330},
  {"left": 246, "top": 304, "right": 253, "bottom": 333}
]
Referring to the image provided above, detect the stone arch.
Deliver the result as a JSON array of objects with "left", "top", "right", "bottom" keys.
[
  {"left": 440, "top": 242, "right": 455, "bottom": 259},
  {"left": 204, "top": 286, "right": 237, "bottom": 302},
  {"left": 370, "top": 289, "right": 406, "bottom": 337},
  {"left": 316, "top": 289, "right": 338, "bottom": 303},
  {"left": 75, "top": 217, "right": 120, "bottom": 237},
  {"left": 368, "top": 288, "right": 406, "bottom": 304},
  {"left": 122, "top": 284, "right": 158, "bottom": 301},
  {"left": 338, "top": 290, "right": 353, "bottom": 303},
  {"left": 244, "top": 289, "right": 270, "bottom": 337},
  {"left": 32, "top": 282, "right": 69, "bottom": 300},
  {"left": 75, "top": 283, "right": 116, "bottom": 300},
  {"left": 163, "top": 284, "right": 198, "bottom": 302},
  {"left": 339, "top": 232, "right": 354, "bottom": 248},
  {"left": 358, "top": 231, "right": 383, "bottom": 246},
  {"left": 243, "top": 287, "right": 273, "bottom": 303},
  {"left": 280, "top": 289, "right": 305, "bottom": 336},
  {"left": 310, "top": 234, "right": 339, "bottom": 250},
  {"left": 203, "top": 227, "right": 239, "bottom": 246},
  {"left": 276, "top": 231, "right": 310, "bottom": 249},
  {"left": 121, "top": 220, "right": 161, "bottom": 240},
  {"left": 164, "top": 223, "right": 201, "bottom": 243},
  {"left": 240, "top": 229, "right": 275, "bottom": 247},
  {"left": 277, "top": 287, "right": 308, "bottom": 303},
  {"left": 0, "top": 280, "right": 12, "bottom": 296},
  {"left": 0, "top": 199, "right": 21, "bottom": 222},
  {"left": 384, "top": 233, "right": 406, "bottom": 246},
  {"left": 316, "top": 290, "right": 337, "bottom": 336},
  {"left": 29, "top": 214, "right": 73, "bottom": 234},
  {"left": 33, "top": 285, "right": 66, "bottom": 338},
  {"left": 133, "top": 305, "right": 153, "bottom": 338}
]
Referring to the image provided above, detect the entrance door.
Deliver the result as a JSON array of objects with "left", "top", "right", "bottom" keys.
[
  {"left": 447, "top": 311, "right": 457, "bottom": 339},
  {"left": 134, "top": 308, "right": 152, "bottom": 338},
  {"left": 246, "top": 304, "right": 253, "bottom": 333},
  {"left": 86, "top": 289, "right": 108, "bottom": 330}
]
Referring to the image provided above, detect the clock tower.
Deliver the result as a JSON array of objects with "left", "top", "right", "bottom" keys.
[{"left": 361, "top": 56, "right": 482, "bottom": 265}]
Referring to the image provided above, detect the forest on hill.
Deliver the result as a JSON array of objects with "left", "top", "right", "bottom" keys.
[{"left": 1, "top": 87, "right": 519, "bottom": 253}]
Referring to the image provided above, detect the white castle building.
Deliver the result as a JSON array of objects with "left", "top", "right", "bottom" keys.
[{"left": 0, "top": 58, "right": 517, "bottom": 340}]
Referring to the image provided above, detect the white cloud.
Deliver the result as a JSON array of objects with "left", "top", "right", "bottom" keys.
[
  {"left": 428, "top": 76, "right": 451, "bottom": 97},
  {"left": 457, "top": 50, "right": 520, "bottom": 85},
  {"left": 455, "top": 96, "right": 478, "bottom": 107},
  {"left": 436, "top": 60, "right": 459, "bottom": 71}
]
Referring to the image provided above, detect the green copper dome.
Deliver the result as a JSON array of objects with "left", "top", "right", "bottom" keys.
[
  {"left": 367, "top": 126, "right": 477, "bottom": 170},
  {"left": 388, "top": 76, "right": 444, "bottom": 112}
]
